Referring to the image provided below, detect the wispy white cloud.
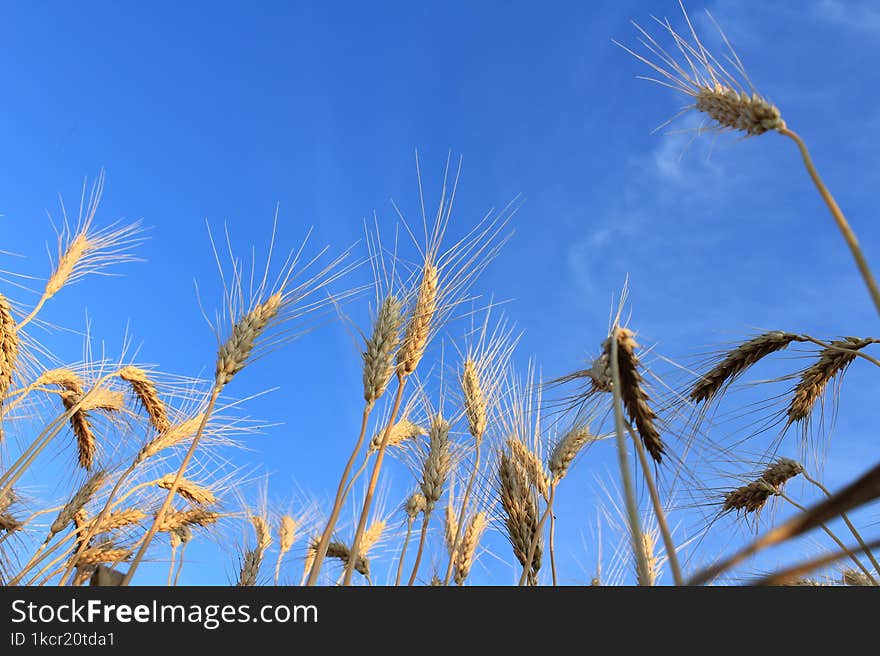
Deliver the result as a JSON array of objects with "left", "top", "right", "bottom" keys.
[{"left": 812, "top": 0, "right": 880, "bottom": 36}]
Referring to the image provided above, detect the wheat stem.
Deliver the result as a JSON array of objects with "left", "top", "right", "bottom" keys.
[
  {"left": 394, "top": 516, "right": 415, "bottom": 586},
  {"left": 626, "top": 422, "right": 683, "bottom": 585},
  {"left": 778, "top": 492, "right": 876, "bottom": 585},
  {"left": 780, "top": 128, "right": 880, "bottom": 315},
  {"left": 801, "top": 471, "right": 880, "bottom": 579},
  {"left": 168, "top": 544, "right": 177, "bottom": 586},
  {"left": 406, "top": 512, "right": 430, "bottom": 586},
  {"left": 549, "top": 505, "right": 558, "bottom": 586},
  {"left": 307, "top": 406, "right": 372, "bottom": 585},
  {"left": 9, "top": 529, "right": 80, "bottom": 585},
  {"left": 173, "top": 542, "right": 187, "bottom": 586},
  {"left": 342, "top": 375, "right": 406, "bottom": 585},
  {"left": 15, "top": 296, "right": 50, "bottom": 333},
  {"left": 442, "top": 446, "right": 481, "bottom": 585},
  {"left": 519, "top": 482, "right": 555, "bottom": 586}
]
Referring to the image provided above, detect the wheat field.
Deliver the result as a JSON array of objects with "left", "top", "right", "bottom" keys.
[{"left": 1, "top": 3, "right": 879, "bottom": 587}]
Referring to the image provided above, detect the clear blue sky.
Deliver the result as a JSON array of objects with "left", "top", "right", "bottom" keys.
[{"left": 2, "top": 1, "right": 879, "bottom": 585}]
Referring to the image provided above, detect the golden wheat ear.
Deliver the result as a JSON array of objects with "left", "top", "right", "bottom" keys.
[
  {"left": 49, "top": 471, "right": 106, "bottom": 539},
  {"left": 0, "top": 295, "right": 18, "bottom": 403},
  {"left": 616, "top": 3, "right": 784, "bottom": 138},
  {"left": 498, "top": 449, "right": 542, "bottom": 585},
  {"left": 118, "top": 366, "right": 170, "bottom": 433},
  {"left": 454, "top": 511, "right": 488, "bottom": 585},
  {"left": 18, "top": 172, "right": 144, "bottom": 331}
]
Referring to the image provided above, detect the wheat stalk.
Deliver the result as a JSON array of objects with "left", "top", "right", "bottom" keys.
[
  {"left": 462, "top": 358, "right": 487, "bottom": 443},
  {"left": 126, "top": 288, "right": 288, "bottom": 585},
  {"left": 308, "top": 293, "right": 404, "bottom": 585},
  {"left": 315, "top": 540, "right": 369, "bottom": 578},
  {"left": 723, "top": 458, "right": 803, "bottom": 516},
  {"left": 18, "top": 173, "right": 143, "bottom": 330},
  {"left": 690, "top": 461, "right": 880, "bottom": 585},
  {"left": 419, "top": 415, "right": 452, "bottom": 514},
  {"left": 395, "top": 492, "right": 425, "bottom": 586},
  {"left": 548, "top": 425, "right": 592, "bottom": 483},
  {"left": 58, "top": 412, "right": 207, "bottom": 586},
  {"left": 507, "top": 436, "right": 549, "bottom": 500},
  {"left": 237, "top": 549, "right": 262, "bottom": 586},
  {"left": 619, "top": 3, "right": 880, "bottom": 315},
  {"left": 444, "top": 493, "right": 458, "bottom": 557},
  {"left": 137, "top": 414, "right": 205, "bottom": 463},
  {"left": 215, "top": 293, "right": 282, "bottom": 388}
]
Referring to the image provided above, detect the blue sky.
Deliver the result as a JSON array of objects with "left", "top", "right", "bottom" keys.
[{"left": 2, "top": 0, "right": 880, "bottom": 585}]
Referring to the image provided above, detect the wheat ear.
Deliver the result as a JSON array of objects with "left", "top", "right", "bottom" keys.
[
  {"left": 118, "top": 366, "right": 170, "bottom": 433},
  {"left": 407, "top": 414, "right": 451, "bottom": 585},
  {"left": 691, "top": 332, "right": 807, "bottom": 403},
  {"left": 274, "top": 515, "right": 297, "bottom": 584},
  {"left": 787, "top": 337, "right": 874, "bottom": 424},
  {"left": 454, "top": 511, "right": 488, "bottom": 585},
  {"left": 0, "top": 294, "right": 18, "bottom": 404}
]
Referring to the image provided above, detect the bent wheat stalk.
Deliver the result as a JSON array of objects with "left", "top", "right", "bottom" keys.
[
  {"left": 779, "top": 127, "right": 880, "bottom": 315},
  {"left": 753, "top": 537, "right": 880, "bottom": 587},
  {"left": 308, "top": 295, "right": 402, "bottom": 584},
  {"left": 620, "top": 5, "right": 880, "bottom": 316},
  {"left": 341, "top": 377, "right": 407, "bottom": 585},
  {"left": 801, "top": 470, "right": 880, "bottom": 579},
  {"left": 344, "top": 261, "right": 437, "bottom": 585},
  {"left": 626, "top": 423, "right": 682, "bottom": 585},
  {"left": 777, "top": 492, "right": 876, "bottom": 585}
]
